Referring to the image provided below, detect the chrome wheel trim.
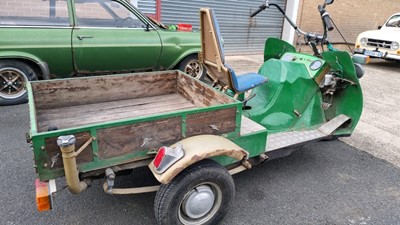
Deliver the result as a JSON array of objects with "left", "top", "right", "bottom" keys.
[
  {"left": 184, "top": 60, "right": 204, "bottom": 79},
  {"left": 178, "top": 182, "right": 222, "bottom": 225},
  {"left": 0, "top": 67, "right": 28, "bottom": 99}
]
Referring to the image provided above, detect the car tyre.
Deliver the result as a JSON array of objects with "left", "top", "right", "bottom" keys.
[
  {"left": 0, "top": 60, "right": 37, "bottom": 106},
  {"left": 154, "top": 159, "right": 235, "bottom": 225}
]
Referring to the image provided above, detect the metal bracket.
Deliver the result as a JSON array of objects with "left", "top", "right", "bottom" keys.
[
  {"left": 103, "top": 167, "right": 159, "bottom": 195},
  {"left": 105, "top": 168, "right": 115, "bottom": 194}
]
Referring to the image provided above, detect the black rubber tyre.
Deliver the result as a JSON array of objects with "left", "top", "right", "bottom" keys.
[
  {"left": 178, "top": 54, "right": 206, "bottom": 80},
  {"left": 154, "top": 159, "right": 235, "bottom": 225},
  {"left": 0, "top": 60, "right": 37, "bottom": 106}
]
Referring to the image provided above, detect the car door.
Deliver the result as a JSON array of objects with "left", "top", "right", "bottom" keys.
[
  {"left": 72, "top": 0, "right": 162, "bottom": 74},
  {"left": 0, "top": 0, "right": 73, "bottom": 77}
]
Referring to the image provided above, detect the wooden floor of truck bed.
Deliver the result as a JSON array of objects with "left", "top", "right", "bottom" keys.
[{"left": 36, "top": 94, "right": 196, "bottom": 132}]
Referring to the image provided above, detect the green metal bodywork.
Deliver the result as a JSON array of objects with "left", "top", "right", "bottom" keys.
[
  {"left": 321, "top": 51, "right": 363, "bottom": 135},
  {"left": 0, "top": 0, "right": 200, "bottom": 78},
  {"left": 246, "top": 38, "right": 363, "bottom": 136},
  {"left": 28, "top": 36, "right": 362, "bottom": 183},
  {"left": 245, "top": 59, "right": 326, "bottom": 133}
]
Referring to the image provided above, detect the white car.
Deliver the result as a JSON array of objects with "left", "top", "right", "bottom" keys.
[{"left": 354, "top": 13, "right": 400, "bottom": 61}]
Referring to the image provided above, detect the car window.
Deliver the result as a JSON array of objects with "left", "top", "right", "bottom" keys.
[
  {"left": 386, "top": 15, "right": 400, "bottom": 28},
  {"left": 75, "top": 0, "right": 146, "bottom": 28},
  {"left": 0, "top": 0, "right": 69, "bottom": 26}
]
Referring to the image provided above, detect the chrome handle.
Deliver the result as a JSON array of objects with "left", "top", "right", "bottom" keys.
[{"left": 77, "top": 35, "right": 94, "bottom": 40}]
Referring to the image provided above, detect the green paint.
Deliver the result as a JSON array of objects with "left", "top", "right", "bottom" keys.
[
  {"left": 0, "top": 0, "right": 200, "bottom": 78},
  {"left": 90, "top": 129, "right": 99, "bottom": 163},
  {"left": 246, "top": 59, "right": 325, "bottom": 133},
  {"left": 28, "top": 24, "right": 363, "bottom": 183},
  {"left": 263, "top": 38, "right": 296, "bottom": 62},
  {"left": 181, "top": 114, "right": 187, "bottom": 138},
  {"left": 321, "top": 51, "right": 363, "bottom": 135},
  {"left": 233, "top": 130, "right": 268, "bottom": 158}
]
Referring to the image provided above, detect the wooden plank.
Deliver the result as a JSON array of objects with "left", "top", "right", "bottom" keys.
[
  {"left": 37, "top": 94, "right": 187, "bottom": 124},
  {"left": 37, "top": 94, "right": 184, "bottom": 120},
  {"left": 186, "top": 107, "right": 237, "bottom": 136},
  {"left": 31, "top": 71, "right": 178, "bottom": 109},
  {"left": 43, "top": 132, "right": 93, "bottom": 169},
  {"left": 177, "top": 73, "right": 235, "bottom": 107},
  {"left": 97, "top": 117, "right": 182, "bottom": 159},
  {"left": 37, "top": 94, "right": 196, "bottom": 132}
]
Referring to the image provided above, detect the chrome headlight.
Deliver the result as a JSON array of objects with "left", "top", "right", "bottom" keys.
[
  {"left": 360, "top": 38, "right": 368, "bottom": 47},
  {"left": 391, "top": 41, "right": 399, "bottom": 50}
]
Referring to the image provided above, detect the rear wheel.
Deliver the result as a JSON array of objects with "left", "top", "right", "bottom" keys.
[
  {"left": 0, "top": 60, "right": 37, "bottom": 106},
  {"left": 154, "top": 159, "right": 235, "bottom": 225},
  {"left": 178, "top": 55, "right": 206, "bottom": 80}
]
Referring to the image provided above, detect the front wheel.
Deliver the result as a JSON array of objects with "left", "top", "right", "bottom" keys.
[
  {"left": 154, "top": 159, "right": 235, "bottom": 225},
  {"left": 178, "top": 55, "right": 206, "bottom": 80},
  {"left": 0, "top": 60, "right": 37, "bottom": 106}
]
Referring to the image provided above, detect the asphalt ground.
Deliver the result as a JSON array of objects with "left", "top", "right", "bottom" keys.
[
  {"left": 1, "top": 59, "right": 400, "bottom": 225},
  {"left": 2, "top": 102, "right": 400, "bottom": 225}
]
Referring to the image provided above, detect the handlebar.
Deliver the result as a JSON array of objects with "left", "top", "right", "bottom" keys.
[
  {"left": 251, "top": 1, "right": 335, "bottom": 36},
  {"left": 250, "top": 4, "right": 266, "bottom": 18},
  {"left": 322, "top": 12, "right": 334, "bottom": 31},
  {"left": 305, "top": 33, "right": 325, "bottom": 42}
]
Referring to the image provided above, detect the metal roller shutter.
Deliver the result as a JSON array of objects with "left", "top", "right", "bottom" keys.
[
  {"left": 137, "top": 0, "right": 156, "bottom": 14},
  {"left": 160, "top": 0, "right": 286, "bottom": 54}
]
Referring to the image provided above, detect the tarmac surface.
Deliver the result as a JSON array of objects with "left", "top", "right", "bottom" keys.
[{"left": 1, "top": 57, "right": 399, "bottom": 225}]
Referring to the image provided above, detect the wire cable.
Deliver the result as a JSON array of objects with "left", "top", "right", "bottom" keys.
[{"left": 330, "top": 17, "right": 354, "bottom": 54}]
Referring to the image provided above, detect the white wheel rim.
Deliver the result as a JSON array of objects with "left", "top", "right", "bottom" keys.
[{"left": 178, "top": 182, "right": 222, "bottom": 225}]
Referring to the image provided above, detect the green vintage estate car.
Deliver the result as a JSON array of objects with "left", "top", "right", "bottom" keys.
[{"left": 0, "top": 0, "right": 204, "bottom": 105}]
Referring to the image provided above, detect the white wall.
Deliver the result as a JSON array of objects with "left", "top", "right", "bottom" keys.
[{"left": 281, "top": 0, "right": 300, "bottom": 44}]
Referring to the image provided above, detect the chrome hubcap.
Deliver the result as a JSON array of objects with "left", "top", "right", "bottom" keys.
[
  {"left": 0, "top": 68, "right": 27, "bottom": 99},
  {"left": 178, "top": 183, "right": 222, "bottom": 225},
  {"left": 182, "top": 185, "right": 215, "bottom": 219},
  {"left": 184, "top": 60, "right": 203, "bottom": 79}
]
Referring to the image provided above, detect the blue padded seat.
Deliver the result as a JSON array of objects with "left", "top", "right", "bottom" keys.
[{"left": 227, "top": 67, "right": 269, "bottom": 93}]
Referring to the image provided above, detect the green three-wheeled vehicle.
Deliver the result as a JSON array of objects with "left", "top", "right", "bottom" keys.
[{"left": 28, "top": 1, "right": 367, "bottom": 224}]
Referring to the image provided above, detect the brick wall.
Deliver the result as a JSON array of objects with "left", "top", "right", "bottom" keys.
[
  {"left": 296, "top": 0, "right": 400, "bottom": 50},
  {"left": 0, "top": 0, "right": 69, "bottom": 17},
  {"left": 0, "top": 0, "right": 126, "bottom": 19}
]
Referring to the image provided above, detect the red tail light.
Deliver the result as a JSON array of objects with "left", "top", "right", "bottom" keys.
[
  {"left": 152, "top": 144, "right": 185, "bottom": 174},
  {"left": 153, "top": 147, "right": 166, "bottom": 168}
]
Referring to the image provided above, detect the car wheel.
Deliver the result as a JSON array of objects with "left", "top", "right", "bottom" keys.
[
  {"left": 178, "top": 55, "right": 206, "bottom": 80},
  {"left": 0, "top": 60, "right": 37, "bottom": 106},
  {"left": 154, "top": 159, "right": 235, "bottom": 225}
]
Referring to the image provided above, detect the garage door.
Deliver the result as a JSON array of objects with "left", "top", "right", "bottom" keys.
[{"left": 161, "top": 0, "right": 286, "bottom": 54}]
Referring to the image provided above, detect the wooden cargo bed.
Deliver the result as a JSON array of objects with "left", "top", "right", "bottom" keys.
[
  {"left": 28, "top": 71, "right": 242, "bottom": 180},
  {"left": 37, "top": 93, "right": 197, "bottom": 131},
  {"left": 31, "top": 71, "right": 236, "bottom": 132}
]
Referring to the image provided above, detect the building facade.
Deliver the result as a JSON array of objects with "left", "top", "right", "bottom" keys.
[
  {"left": 140, "top": 0, "right": 400, "bottom": 54},
  {"left": 138, "top": 0, "right": 291, "bottom": 54},
  {"left": 296, "top": 0, "right": 399, "bottom": 49}
]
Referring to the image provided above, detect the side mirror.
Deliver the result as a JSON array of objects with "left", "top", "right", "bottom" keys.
[
  {"left": 145, "top": 23, "right": 150, "bottom": 32},
  {"left": 378, "top": 25, "right": 382, "bottom": 29},
  {"left": 325, "top": 0, "right": 334, "bottom": 4}
]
